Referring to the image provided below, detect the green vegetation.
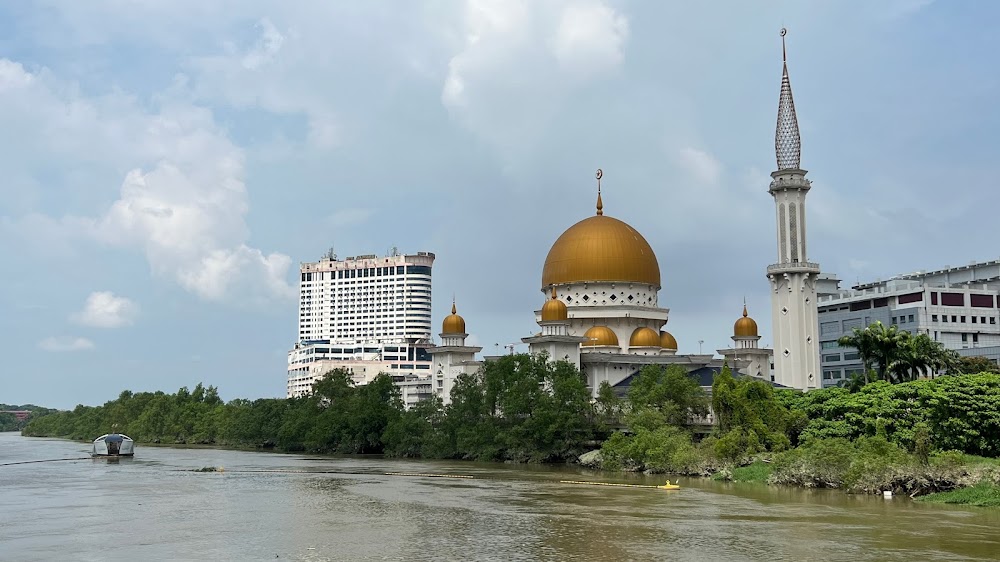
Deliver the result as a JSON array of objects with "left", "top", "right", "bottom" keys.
[
  {"left": 20, "top": 350, "right": 1000, "bottom": 503},
  {"left": 599, "top": 365, "right": 715, "bottom": 474},
  {"left": 952, "top": 355, "right": 1000, "bottom": 375},
  {"left": 918, "top": 483, "right": 1000, "bottom": 507},
  {"left": 23, "top": 354, "right": 596, "bottom": 463},
  {"left": 711, "top": 461, "right": 772, "bottom": 483},
  {"left": 837, "top": 321, "right": 956, "bottom": 384},
  {"left": 0, "top": 404, "right": 58, "bottom": 432}
]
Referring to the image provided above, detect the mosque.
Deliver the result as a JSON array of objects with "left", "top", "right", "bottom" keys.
[
  {"left": 429, "top": 179, "right": 768, "bottom": 401},
  {"left": 428, "top": 29, "right": 819, "bottom": 401}
]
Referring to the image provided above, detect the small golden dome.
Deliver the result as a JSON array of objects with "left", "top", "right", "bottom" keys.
[
  {"left": 540, "top": 287, "right": 568, "bottom": 322},
  {"left": 630, "top": 327, "right": 660, "bottom": 347},
  {"left": 734, "top": 304, "right": 759, "bottom": 338},
  {"left": 442, "top": 302, "right": 466, "bottom": 334},
  {"left": 660, "top": 330, "right": 678, "bottom": 350},
  {"left": 582, "top": 326, "right": 619, "bottom": 347},
  {"left": 541, "top": 190, "right": 660, "bottom": 288}
]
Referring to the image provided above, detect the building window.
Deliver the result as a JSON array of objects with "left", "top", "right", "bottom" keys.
[
  {"left": 823, "top": 354, "right": 841, "bottom": 362},
  {"left": 821, "top": 341, "right": 839, "bottom": 350},
  {"left": 932, "top": 315, "right": 938, "bottom": 322},
  {"left": 973, "top": 333, "right": 979, "bottom": 343},
  {"left": 961, "top": 316, "right": 967, "bottom": 323},
  {"left": 908, "top": 314, "right": 914, "bottom": 323},
  {"left": 961, "top": 333, "right": 968, "bottom": 342},
  {"left": 952, "top": 316, "right": 958, "bottom": 323}
]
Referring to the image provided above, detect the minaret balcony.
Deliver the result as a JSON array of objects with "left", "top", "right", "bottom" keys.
[{"left": 767, "top": 262, "right": 821, "bottom": 275}]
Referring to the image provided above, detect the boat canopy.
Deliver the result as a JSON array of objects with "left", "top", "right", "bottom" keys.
[{"left": 92, "top": 433, "right": 135, "bottom": 456}]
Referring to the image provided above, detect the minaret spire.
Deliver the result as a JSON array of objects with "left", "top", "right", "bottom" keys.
[
  {"left": 595, "top": 168, "right": 604, "bottom": 216},
  {"left": 775, "top": 28, "right": 801, "bottom": 170}
]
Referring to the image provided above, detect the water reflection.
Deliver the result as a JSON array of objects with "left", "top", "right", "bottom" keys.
[{"left": 1, "top": 433, "right": 998, "bottom": 562}]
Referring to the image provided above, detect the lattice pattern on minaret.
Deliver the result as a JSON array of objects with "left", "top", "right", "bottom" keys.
[{"left": 775, "top": 30, "right": 801, "bottom": 170}]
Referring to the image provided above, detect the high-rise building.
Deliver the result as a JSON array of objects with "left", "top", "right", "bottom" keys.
[
  {"left": 296, "top": 250, "right": 434, "bottom": 343},
  {"left": 767, "top": 29, "right": 822, "bottom": 390},
  {"left": 286, "top": 250, "right": 436, "bottom": 398},
  {"left": 818, "top": 260, "right": 1000, "bottom": 387}
]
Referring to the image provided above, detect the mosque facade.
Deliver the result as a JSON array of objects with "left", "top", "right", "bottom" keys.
[
  {"left": 429, "top": 176, "right": 767, "bottom": 399},
  {"left": 426, "top": 30, "right": 828, "bottom": 398}
]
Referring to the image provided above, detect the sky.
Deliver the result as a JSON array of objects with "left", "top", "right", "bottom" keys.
[{"left": 3, "top": 0, "right": 999, "bottom": 409}]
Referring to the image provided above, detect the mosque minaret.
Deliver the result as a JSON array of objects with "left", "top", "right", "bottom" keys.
[{"left": 766, "top": 29, "right": 821, "bottom": 390}]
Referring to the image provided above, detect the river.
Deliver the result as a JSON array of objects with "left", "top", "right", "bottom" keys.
[{"left": 0, "top": 432, "right": 997, "bottom": 561}]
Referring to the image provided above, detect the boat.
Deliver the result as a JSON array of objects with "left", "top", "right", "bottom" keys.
[
  {"left": 91, "top": 433, "right": 135, "bottom": 457},
  {"left": 657, "top": 480, "right": 680, "bottom": 490}
]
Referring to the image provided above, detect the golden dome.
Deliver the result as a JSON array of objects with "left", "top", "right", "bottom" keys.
[
  {"left": 582, "top": 326, "right": 619, "bottom": 347},
  {"left": 734, "top": 304, "right": 759, "bottom": 338},
  {"left": 630, "top": 327, "right": 660, "bottom": 347},
  {"left": 541, "top": 194, "right": 660, "bottom": 288},
  {"left": 660, "top": 330, "right": 678, "bottom": 350},
  {"left": 540, "top": 287, "right": 568, "bottom": 322},
  {"left": 442, "top": 302, "right": 466, "bottom": 334}
]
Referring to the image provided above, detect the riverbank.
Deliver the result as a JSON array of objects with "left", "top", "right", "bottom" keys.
[
  {"left": 918, "top": 483, "right": 1000, "bottom": 507},
  {"left": 579, "top": 440, "right": 1000, "bottom": 505}
]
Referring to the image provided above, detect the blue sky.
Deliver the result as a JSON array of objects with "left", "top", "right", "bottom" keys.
[{"left": 2, "top": 1, "right": 998, "bottom": 409}]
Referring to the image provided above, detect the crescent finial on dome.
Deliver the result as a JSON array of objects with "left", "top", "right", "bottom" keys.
[{"left": 596, "top": 168, "right": 604, "bottom": 216}]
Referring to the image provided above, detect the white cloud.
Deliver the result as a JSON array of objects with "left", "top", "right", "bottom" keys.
[
  {"left": 677, "top": 147, "right": 722, "bottom": 186},
  {"left": 188, "top": 18, "right": 343, "bottom": 150},
  {"left": 72, "top": 291, "right": 139, "bottom": 328},
  {"left": 0, "top": 58, "right": 295, "bottom": 305},
  {"left": 551, "top": 1, "right": 629, "bottom": 75},
  {"left": 38, "top": 336, "right": 95, "bottom": 352},
  {"left": 241, "top": 18, "right": 285, "bottom": 70},
  {"left": 327, "top": 208, "right": 374, "bottom": 229},
  {"left": 441, "top": 0, "right": 629, "bottom": 156}
]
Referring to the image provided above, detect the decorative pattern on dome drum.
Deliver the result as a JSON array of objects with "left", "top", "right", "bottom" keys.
[
  {"left": 775, "top": 28, "right": 801, "bottom": 170},
  {"left": 542, "top": 215, "right": 661, "bottom": 288}
]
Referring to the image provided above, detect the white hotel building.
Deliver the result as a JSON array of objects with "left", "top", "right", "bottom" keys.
[{"left": 286, "top": 250, "right": 437, "bottom": 402}]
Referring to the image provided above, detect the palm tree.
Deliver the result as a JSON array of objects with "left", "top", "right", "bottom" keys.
[
  {"left": 838, "top": 321, "right": 909, "bottom": 383},
  {"left": 889, "top": 333, "right": 938, "bottom": 383}
]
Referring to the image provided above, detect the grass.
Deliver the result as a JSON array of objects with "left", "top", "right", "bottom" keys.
[
  {"left": 712, "top": 461, "right": 773, "bottom": 483},
  {"left": 730, "top": 461, "right": 772, "bottom": 483},
  {"left": 917, "top": 483, "right": 1000, "bottom": 507}
]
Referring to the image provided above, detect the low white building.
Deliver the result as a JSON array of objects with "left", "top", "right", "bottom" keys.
[
  {"left": 426, "top": 303, "right": 483, "bottom": 406},
  {"left": 285, "top": 342, "right": 433, "bottom": 399}
]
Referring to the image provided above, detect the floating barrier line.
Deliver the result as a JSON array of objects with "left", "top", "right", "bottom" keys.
[
  {"left": 559, "top": 480, "right": 679, "bottom": 490},
  {"left": 0, "top": 457, "right": 92, "bottom": 467},
  {"left": 179, "top": 468, "right": 476, "bottom": 479},
  {"left": 384, "top": 472, "right": 474, "bottom": 479}
]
